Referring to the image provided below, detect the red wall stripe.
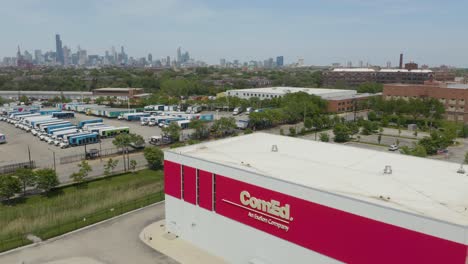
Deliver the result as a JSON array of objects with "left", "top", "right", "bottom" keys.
[
  {"left": 164, "top": 160, "right": 181, "bottom": 199},
  {"left": 183, "top": 166, "right": 197, "bottom": 205},
  {"left": 198, "top": 169, "right": 213, "bottom": 211},
  {"left": 215, "top": 175, "right": 467, "bottom": 264}
]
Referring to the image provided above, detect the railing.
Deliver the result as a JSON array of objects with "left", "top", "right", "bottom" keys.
[
  {"left": 0, "top": 161, "right": 36, "bottom": 174},
  {"left": 0, "top": 191, "right": 164, "bottom": 253}
]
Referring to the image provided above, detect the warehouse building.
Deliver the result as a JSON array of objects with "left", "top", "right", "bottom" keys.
[
  {"left": 225, "top": 87, "right": 377, "bottom": 113},
  {"left": 92, "top": 87, "right": 145, "bottom": 98},
  {"left": 163, "top": 133, "right": 468, "bottom": 264}
]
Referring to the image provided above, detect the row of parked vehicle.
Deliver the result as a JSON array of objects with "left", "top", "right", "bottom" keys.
[{"left": 1, "top": 114, "right": 130, "bottom": 149}]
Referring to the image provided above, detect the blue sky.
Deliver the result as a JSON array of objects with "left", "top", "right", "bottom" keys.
[{"left": 1, "top": 0, "right": 467, "bottom": 66}]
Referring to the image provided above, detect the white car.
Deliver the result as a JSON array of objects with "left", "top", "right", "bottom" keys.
[
  {"left": 31, "top": 129, "right": 38, "bottom": 136},
  {"left": 39, "top": 134, "right": 48, "bottom": 141},
  {"left": 59, "top": 142, "right": 69, "bottom": 148},
  {"left": 388, "top": 144, "right": 399, "bottom": 151},
  {"left": 148, "top": 121, "right": 157, "bottom": 126},
  {"left": 47, "top": 138, "right": 55, "bottom": 144},
  {"left": 54, "top": 140, "right": 62, "bottom": 146}
]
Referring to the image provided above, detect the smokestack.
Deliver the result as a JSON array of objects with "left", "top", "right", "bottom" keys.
[{"left": 399, "top": 53, "right": 403, "bottom": 69}]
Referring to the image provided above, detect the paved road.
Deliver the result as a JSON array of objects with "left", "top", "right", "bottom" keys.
[{"left": 0, "top": 202, "right": 178, "bottom": 264}]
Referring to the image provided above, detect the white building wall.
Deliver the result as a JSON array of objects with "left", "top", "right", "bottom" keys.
[{"left": 166, "top": 195, "right": 341, "bottom": 264}]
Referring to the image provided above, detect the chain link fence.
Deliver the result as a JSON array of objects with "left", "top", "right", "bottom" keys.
[
  {"left": 60, "top": 147, "right": 140, "bottom": 165},
  {"left": 0, "top": 191, "right": 164, "bottom": 253},
  {"left": 0, "top": 161, "right": 36, "bottom": 174}
]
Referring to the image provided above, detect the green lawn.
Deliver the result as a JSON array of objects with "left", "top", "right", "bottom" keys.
[{"left": 0, "top": 169, "right": 164, "bottom": 250}]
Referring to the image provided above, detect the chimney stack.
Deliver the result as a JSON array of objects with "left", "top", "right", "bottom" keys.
[{"left": 399, "top": 53, "right": 403, "bottom": 69}]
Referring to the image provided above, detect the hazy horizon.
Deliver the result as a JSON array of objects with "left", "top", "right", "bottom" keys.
[{"left": 1, "top": 0, "right": 468, "bottom": 67}]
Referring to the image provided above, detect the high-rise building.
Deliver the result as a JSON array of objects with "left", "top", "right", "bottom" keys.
[
  {"left": 166, "top": 56, "right": 171, "bottom": 67},
  {"left": 55, "top": 34, "right": 64, "bottom": 65},
  {"left": 276, "top": 56, "right": 284, "bottom": 67},
  {"left": 148, "top": 53, "right": 153, "bottom": 63},
  {"left": 177, "top": 47, "right": 182, "bottom": 64},
  {"left": 220, "top": 58, "right": 226, "bottom": 67},
  {"left": 34, "top": 50, "right": 43, "bottom": 65},
  {"left": 63, "top": 46, "right": 71, "bottom": 66}
]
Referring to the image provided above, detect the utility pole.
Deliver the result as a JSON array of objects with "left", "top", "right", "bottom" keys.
[
  {"left": 27, "top": 145, "right": 32, "bottom": 168},
  {"left": 53, "top": 151, "right": 56, "bottom": 172}
]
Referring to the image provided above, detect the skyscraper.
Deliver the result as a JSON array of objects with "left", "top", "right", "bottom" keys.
[
  {"left": 177, "top": 47, "right": 182, "bottom": 64},
  {"left": 55, "top": 34, "right": 64, "bottom": 65},
  {"left": 276, "top": 56, "right": 284, "bottom": 67},
  {"left": 148, "top": 53, "right": 153, "bottom": 63}
]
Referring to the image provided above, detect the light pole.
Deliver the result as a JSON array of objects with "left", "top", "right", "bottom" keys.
[{"left": 47, "top": 148, "right": 56, "bottom": 172}]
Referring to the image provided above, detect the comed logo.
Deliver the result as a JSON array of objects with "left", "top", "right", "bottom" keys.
[{"left": 240, "top": 190, "right": 292, "bottom": 221}]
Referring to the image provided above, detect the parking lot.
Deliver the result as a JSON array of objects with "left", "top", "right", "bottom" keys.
[
  {"left": 0, "top": 109, "right": 243, "bottom": 169},
  {"left": 0, "top": 114, "right": 157, "bottom": 168}
]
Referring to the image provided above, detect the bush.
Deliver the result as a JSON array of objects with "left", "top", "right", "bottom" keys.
[
  {"left": 244, "top": 128, "right": 253, "bottom": 135},
  {"left": 333, "top": 124, "right": 351, "bottom": 143},
  {"left": 319, "top": 133, "right": 330, "bottom": 142},
  {"left": 289, "top": 127, "right": 296, "bottom": 136},
  {"left": 143, "top": 146, "right": 164, "bottom": 170}
]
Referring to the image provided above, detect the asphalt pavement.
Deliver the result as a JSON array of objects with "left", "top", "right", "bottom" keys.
[{"left": 0, "top": 202, "right": 178, "bottom": 264}]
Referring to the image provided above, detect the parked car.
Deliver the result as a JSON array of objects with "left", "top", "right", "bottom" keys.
[{"left": 388, "top": 144, "right": 399, "bottom": 151}]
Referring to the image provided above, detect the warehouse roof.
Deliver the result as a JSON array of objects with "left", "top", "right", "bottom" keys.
[
  {"left": 93, "top": 88, "right": 144, "bottom": 91},
  {"left": 226, "top": 87, "right": 356, "bottom": 99},
  {"left": 170, "top": 133, "right": 468, "bottom": 225}
]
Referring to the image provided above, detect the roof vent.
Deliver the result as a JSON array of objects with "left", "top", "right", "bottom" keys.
[
  {"left": 457, "top": 164, "right": 465, "bottom": 174},
  {"left": 271, "top": 145, "right": 278, "bottom": 152},
  {"left": 383, "top": 165, "right": 392, "bottom": 175}
]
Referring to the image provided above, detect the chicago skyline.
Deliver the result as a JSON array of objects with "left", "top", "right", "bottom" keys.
[{"left": 1, "top": 1, "right": 467, "bottom": 67}]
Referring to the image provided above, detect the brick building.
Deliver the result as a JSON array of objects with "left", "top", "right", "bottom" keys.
[
  {"left": 383, "top": 81, "right": 468, "bottom": 123},
  {"left": 323, "top": 68, "right": 433, "bottom": 88}
]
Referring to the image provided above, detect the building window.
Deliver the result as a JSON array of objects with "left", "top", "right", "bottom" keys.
[{"left": 212, "top": 174, "right": 216, "bottom": 212}]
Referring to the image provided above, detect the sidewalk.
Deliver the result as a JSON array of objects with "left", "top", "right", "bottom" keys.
[{"left": 140, "top": 220, "right": 227, "bottom": 264}]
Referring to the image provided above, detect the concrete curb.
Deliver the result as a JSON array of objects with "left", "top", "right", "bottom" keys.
[{"left": 0, "top": 200, "right": 166, "bottom": 257}]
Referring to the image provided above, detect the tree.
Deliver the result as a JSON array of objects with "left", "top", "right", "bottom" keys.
[
  {"left": 319, "top": 133, "right": 330, "bottom": 142},
  {"left": 304, "top": 118, "right": 313, "bottom": 131},
  {"left": 357, "top": 82, "right": 383, "bottom": 94},
  {"left": 464, "top": 152, "right": 468, "bottom": 165},
  {"left": 211, "top": 117, "right": 236, "bottom": 138},
  {"left": 333, "top": 123, "right": 351, "bottom": 143},
  {"left": 129, "top": 160, "right": 137, "bottom": 172},
  {"left": 19, "top": 95, "right": 29, "bottom": 104},
  {"left": 35, "top": 168, "right": 59, "bottom": 192},
  {"left": 162, "top": 122, "right": 181, "bottom": 142},
  {"left": 0, "top": 175, "right": 21, "bottom": 201},
  {"left": 189, "top": 119, "right": 209, "bottom": 140},
  {"left": 15, "top": 168, "right": 36, "bottom": 196},
  {"left": 144, "top": 146, "right": 164, "bottom": 170},
  {"left": 113, "top": 133, "right": 132, "bottom": 171},
  {"left": 72, "top": 160, "right": 93, "bottom": 183},
  {"left": 104, "top": 158, "right": 119, "bottom": 176}
]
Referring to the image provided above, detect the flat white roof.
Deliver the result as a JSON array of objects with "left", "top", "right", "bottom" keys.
[
  {"left": 227, "top": 87, "right": 356, "bottom": 99},
  {"left": 170, "top": 133, "right": 468, "bottom": 225}
]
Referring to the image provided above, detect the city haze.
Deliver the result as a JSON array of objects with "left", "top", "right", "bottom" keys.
[{"left": 1, "top": 0, "right": 468, "bottom": 66}]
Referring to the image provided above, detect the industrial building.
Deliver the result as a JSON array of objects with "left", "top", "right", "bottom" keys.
[
  {"left": 225, "top": 87, "right": 377, "bottom": 113},
  {"left": 383, "top": 81, "right": 468, "bottom": 123},
  {"left": 163, "top": 133, "right": 468, "bottom": 264},
  {"left": 0, "top": 91, "right": 93, "bottom": 100},
  {"left": 323, "top": 68, "right": 434, "bottom": 88},
  {"left": 92, "top": 87, "right": 147, "bottom": 98}
]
